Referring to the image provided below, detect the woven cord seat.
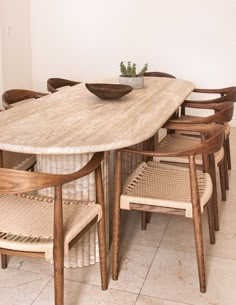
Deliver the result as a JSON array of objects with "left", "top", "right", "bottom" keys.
[
  {"left": 121, "top": 162, "right": 212, "bottom": 218},
  {"left": 0, "top": 194, "right": 101, "bottom": 259}
]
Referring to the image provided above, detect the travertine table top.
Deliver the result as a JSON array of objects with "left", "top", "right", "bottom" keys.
[{"left": 0, "top": 77, "right": 194, "bottom": 154}]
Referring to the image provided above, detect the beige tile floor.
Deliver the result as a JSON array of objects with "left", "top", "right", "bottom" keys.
[{"left": 1, "top": 128, "right": 236, "bottom": 305}]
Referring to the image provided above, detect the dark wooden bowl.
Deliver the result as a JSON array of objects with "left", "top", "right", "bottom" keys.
[{"left": 85, "top": 83, "right": 133, "bottom": 100}]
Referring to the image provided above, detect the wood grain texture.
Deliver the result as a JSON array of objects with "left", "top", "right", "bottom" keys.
[{"left": 0, "top": 77, "right": 194, "bottom": 154}]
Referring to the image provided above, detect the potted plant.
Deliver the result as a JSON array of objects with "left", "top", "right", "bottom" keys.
[{"left": 119, "top": 61, "right": 148, "bottom": 89}]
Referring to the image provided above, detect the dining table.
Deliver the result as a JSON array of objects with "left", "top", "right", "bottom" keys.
[{"left": 0, "top": 76, "right": 194, "bottom": 267}]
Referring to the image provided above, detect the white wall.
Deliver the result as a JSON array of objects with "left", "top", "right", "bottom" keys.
[
  {"left": 0, "top": 0, "right": 32, "bottom": 90},
  {"left": 0, "top": 24, "right": 3, "bottom": 99},
  {"left": 29, "top": 0, "right": 236, "bottom": 122}
]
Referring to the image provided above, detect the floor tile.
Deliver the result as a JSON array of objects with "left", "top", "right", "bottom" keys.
[
  {"left": 32, "top": 278, "right": 138, "bottom": 305},
  {"left": 0, "top": 268, "right": 51, "bottom": 305},
  {"left": 136, "top": 295, "right": 190, "bottom": 305},
  {"left": 120, "top": 210, "right": 170, "bottom": 248},
  {"left": 8, "top": 256, "right": 53, "bottom": 277},
  {"left": 108, "top": 243, "right": 157, "bottom": 294},
  {"left": 160, "top": 202, "right": 236, "bottom": 260},
  {"left": 141, "top": 248, "right": 236, "bottom": 305}
]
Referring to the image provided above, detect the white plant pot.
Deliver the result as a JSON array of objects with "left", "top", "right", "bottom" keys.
[{"left": 119, "top": 76, "right": 144, "bottom": 89}]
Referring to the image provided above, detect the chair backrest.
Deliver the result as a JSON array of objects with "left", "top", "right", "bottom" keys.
[
  {"left": 0, "top": 151, "right": 104, "bottom": 194},
  {"left": 2, "top": 89, "right": 48, "bottom": 109},
  {"left": 144, "top": 71, "right": 176, "bottom": 78},
  {"left": 47, "top": 78, "right": 81, "bottom": 93},
  {"left": 187, "top": 87, "right": 236, "bottom": 104},
  {"left": 122, "top": 123, "right": 224, "bottom": 158},
  {"left": 177, "top": 101, "right": 234, "bottom": 124}
]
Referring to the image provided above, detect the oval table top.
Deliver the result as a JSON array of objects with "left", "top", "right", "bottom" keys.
[{"left": 0, "top": 77, "right": 194, "bottom": 154}]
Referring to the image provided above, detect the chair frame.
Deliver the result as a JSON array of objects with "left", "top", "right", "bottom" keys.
[
  {"left": 2, "top": 89, "right": 48, "bottom": 109},
  {"left": 112, "top": 123, "right": 224, "bottom": 293},
  {"left": 0, "top": 151, "right": 107, "bottom": 305},
  {"left": 175, "top": 101, "right": 234, "bottom": 203},
  {"left": 181, "top": 87, "right": 236, "bottom": 171},
  {"left": 47, "top": 78, "right": 80, "bottom": 93}
]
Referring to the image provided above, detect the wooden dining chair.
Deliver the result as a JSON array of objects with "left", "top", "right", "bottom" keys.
[
  {"left": 181, "top": 86, "right": 236, "bottom": 171},
  {"left": 144, "top": 71, "right": 176, "bottom": 78},
  {"left": 156, "top": 102, "right": 234, "bottom": 228},
  {"left": 47, "top": 78, "right": 81, "bottom": 93},
  {"left": 1, "top": 89, "right": 48, "bottom": 171},
  {"left": 2, "top": 89, "right": 48, "bottom": 109},
  {"left": 0, "top": 151, "right": 107, "bottom": 305},
  {"left": 112, "top": 123, "right": 224, "bottom": 293}
]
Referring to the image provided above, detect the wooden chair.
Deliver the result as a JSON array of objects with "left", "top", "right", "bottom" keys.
[
  {"left": 144, "top": 71, "right": 176, "bottom": 78},
  {"left": 1, "top": 89, "right": 48, "bottom": 170},
  {"left": 112, "top": 123, "right": 224, "bottom": 293},
  {"left": 181, "top": 87, "right": 236, "bottom": 170},
  {"left": 47, "top": 78, "right": 80, "bottom": 93},
  {"left": 2, "top": 89, "right": 48, "bottom": 109},
  {"left": 0, "top": 151, "right": 107, "bottom": 305},
  {"left": 159, "top": 102, "right": 234, "bottom": 208}
]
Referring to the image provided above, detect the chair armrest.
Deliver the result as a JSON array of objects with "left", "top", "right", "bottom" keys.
[
  {"left": 122, "top": 123, "right": 224, "bottom": 158},
  {"left": 193, "top": 87, "right": 236, "bottom": 95},
  {"left": 0, "top": 151, "right": 104, "bottom": 194}
]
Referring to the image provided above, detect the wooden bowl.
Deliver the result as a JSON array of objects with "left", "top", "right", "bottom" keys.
[{"left": 85, "top": 83, "right": 133, "bottom": 100}]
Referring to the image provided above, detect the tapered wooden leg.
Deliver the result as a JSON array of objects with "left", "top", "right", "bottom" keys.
[
  {"left": 54, "top": 186, "right": 64, "bottom": 305},
  {"left": 189, "top": 156, "right": 206, "bottom": 293},
  {"left": 223, "top": 142, "right": 229, "bottom": 190},
  {"left": 95, "top": 165, "right": 108, "bottom": 290},
  {"left": 206, "top": 199, "right": 215, "bottom": 244},
  {"left": 112, "top": 150, "right": 122, "bottom": 281},
  {"left": 219, "top": 161, "right": 227, "bottom": 201},
  {"left": 141, "top": 212, "right": 147, "bottom": 230},
  {"left": 208, "top": 155, "right": 219, "bottom": 230},
  {"left": 1, "top": 254, "right": 7, "bottom": 269},
  {"left": 225, "top": 137, "right": 231, "bottom": 170}
]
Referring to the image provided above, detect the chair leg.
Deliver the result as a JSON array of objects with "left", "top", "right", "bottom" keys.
[
  {"left": 219, "top": 161, "right": 227, "bottom": 201},
  {"left": 223, "top": 143, "right": 229, "bottom": 191},
  {"left": 112, "top": 150, "right": 122, "bottom": 281},
  {"left": 1, "top": 254, "right": 7, "bottom": 269},
  {"left": 141, "top": 212, "right": 147, "bottom": 230},
  {"left": 225, "top": 137, "right": 231, "bottom": 170},
  {"left": 95, "top": 165, "right": 108, "bottom": 290},
  {"left": 189, "top": 156, "right": 206, "bottom": 293},
  {"left": 209, "top": 156, "right": 219, "bottom": 231},
  {"left": 206, "top": 199, "right": 215, "bottom": 244},
  {"left": 192, "top": 211, "right": 206, "bottom": 293},
  {"left": 54, "top": 186, "right": 64, "bottom": 305}
]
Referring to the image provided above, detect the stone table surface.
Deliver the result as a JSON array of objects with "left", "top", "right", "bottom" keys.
[{"left": 0, "top": 77, "right": 194, "bottom": 154}]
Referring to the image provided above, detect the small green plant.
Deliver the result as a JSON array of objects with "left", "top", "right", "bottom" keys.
[{"left": 120, "top": 61, "right": 148, "bottom": 77}]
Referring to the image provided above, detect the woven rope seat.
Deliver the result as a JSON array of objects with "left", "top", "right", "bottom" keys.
[
  {"left": 2, "top": 151, "right": 36, "bottom": 170},
  {"left": 0, "top": 193, "right": 101, "bottom": 259},
  {"left": 154, "top": 134, "right": 224, "bottom": 165},
  {"left": 121, "top": 161, "right": 212, "bottom": 218}
]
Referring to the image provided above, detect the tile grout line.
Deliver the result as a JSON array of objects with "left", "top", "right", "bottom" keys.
[{"left": 134, "top": 214, "right": 172, "bottom": 305}]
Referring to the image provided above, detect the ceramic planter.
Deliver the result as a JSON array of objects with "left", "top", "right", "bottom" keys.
[{"left": 119, "top": 76, "right": 144, "bottom": 89}]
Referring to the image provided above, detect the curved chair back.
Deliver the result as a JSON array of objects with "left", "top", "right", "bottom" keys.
[
  {"left": 177, "top": 101, "right": 234, "bottom": 124},
  {"left": 144, "top": 71, "right": 176, "bottom": 78},
  {"left": 2, "top": 89, "right": 48, "bottom": 109},
  {"left": 47, "top": 78, "right": 80, "bottom": 93},
  {"left": 123, "top": 123, "right": 224, "bottom": 158}
]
